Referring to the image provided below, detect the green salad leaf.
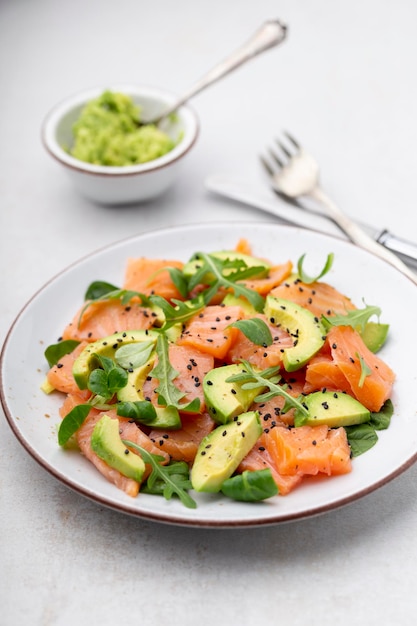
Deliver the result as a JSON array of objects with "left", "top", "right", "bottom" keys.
[
  {"left": 186, "top": 252, "right": 266, "bottom": 312},
  {"left": 44, "top": 339, "right": 80, "bottom": 367},
  {"left": 114, "top": 340, "right": 155, "bottom": 370},
  {"left": 58, "top": 403, "right": 91, "bottom": 446},
  {"left": 322, "top": 303, "right": 382, "bottom": 333},
  {"left": 345, "top": 399, "right": 393, "bottom": 456},
  {"left": 149, "top": 294, "right": 205, "bottom": 331},
  {"left": 226, "top": 360, "right": 308, "bottom": 416},
  {"left": 87, "top": 355, "right": 128, "bottom": 400},
  {"left": 221, "top": 469, "right": 278, "bottom": 502},
  {"left": 123, "top": 442, "right": 197, "bottom": 508},
  {"left": 117, "top": 400, "right": 158, "bottom": 424},
  {"left": 150, "top": 334, "right": 200, "bottom": 413},
  {"left": 297, "top": 252, "right": 334, "bottom": 284},
  {"left": 229, "top": 318, "right": 273, "bottom": 347}
]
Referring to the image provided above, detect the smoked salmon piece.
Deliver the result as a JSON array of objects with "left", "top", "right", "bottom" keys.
[
  {"left": 142, "top": 344, "right": 214, "bottom": 413},
  {"left": 239, "top": 261, "right": 293, "bottom": 295},
  {"left": 47, "top": 342, "right": 90, "bottom": 395},
  {"left": 270, "top": 280, "right": 355, "bottom": 318},
  {"left": 305, "top": 326, "right": 395, "bottom": 412},
  {"left": 59, "top": 392, "right": 94, "bottom": 419},
  {"left": 226, "top": 313, "right": 293, "bottom": 369},
  {"left": 177, "top": 305, "right": 243, "bottom": 359},
  {"left": 62, "top": 299, "right": 157, "bottom": 342},
  {"left": 264, "top": 424, "right": 352, "bottom": 477},
  {"left": 76, "top": 410, "right": 170, "bottom": 497},
  {"left": 149, "top": 412, "right": 216, "bottom": 463},
  {"left": 238, "top": 431, "right": 303, "bottom": 495},
  {"left": 123, "top": 257, "right": 184, "bottom": 301}
]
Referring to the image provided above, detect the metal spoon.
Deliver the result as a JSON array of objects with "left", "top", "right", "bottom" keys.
[{"left": 142, "top": 19, "right": 288, "bottom": 125}]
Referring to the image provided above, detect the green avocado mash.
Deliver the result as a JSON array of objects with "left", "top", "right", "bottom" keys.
[{"left": 70, "top": 90, "right": 176, "bottom": 166}]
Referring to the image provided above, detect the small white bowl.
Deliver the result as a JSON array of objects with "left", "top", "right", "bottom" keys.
[{"left": 41, "top": 84, "right": 199, "bottom": 205}]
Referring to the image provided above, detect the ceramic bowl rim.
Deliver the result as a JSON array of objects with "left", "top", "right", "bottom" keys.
[{"left": 41, "top": 84, "right": 200, "bottom": 178}]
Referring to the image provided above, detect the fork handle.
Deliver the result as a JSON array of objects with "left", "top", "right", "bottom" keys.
[{"left": 310, "top": 186, "right": 417, "bottom": 285}]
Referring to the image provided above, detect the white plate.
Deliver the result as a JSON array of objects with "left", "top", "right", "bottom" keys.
[{"left": 2, "top": 222, "right": 417, "bottom": 528}]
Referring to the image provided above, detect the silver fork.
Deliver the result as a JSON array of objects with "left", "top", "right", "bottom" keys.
[{"left": 261, "top": 132, "right": 417, "bottom": 285}]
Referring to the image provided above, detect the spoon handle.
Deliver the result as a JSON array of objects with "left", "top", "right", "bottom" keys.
[{"left": 151, "top": 19, "right": 287, "bottom": 123}]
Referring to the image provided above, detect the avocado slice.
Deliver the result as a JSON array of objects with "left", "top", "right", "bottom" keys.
[
  {"left": 361, "top": 322, "right": 389, "bottom": 353},
  {"left": 91, "top": 414, "right": 146, "bottom": 482},
  {"left": 182, "top": 250, "right": 271, "bottom": 280},
  {"left": 221, "top": 293, "right": 257, "bottom": 316},
  {"left": 203, "top": 363, "right": 266, "bottom": 425},
  {"left": 264, "top": 295, "right": 326, "bottom": 372},
  {"left": 191, "top": 410, "right": 262, "bottom": 493},
  {"left": 294, "top": 390, "right": 370, "bottom": 427},
  {"left": 72, "top": 329, "right": 158, "bottom": 390},
  {"left": 117, "top": 358, "right": 182, "bottom": 429}
]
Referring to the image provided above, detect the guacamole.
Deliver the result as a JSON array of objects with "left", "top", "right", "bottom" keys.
[{"left": 70, "top": 90, "right": 176, "bottom": 166}]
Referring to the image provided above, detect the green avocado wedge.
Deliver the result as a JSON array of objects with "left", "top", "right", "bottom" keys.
[
  {"left": 203, "top": 363, "right": 266, "bottom": 425},
  {"left": 91, "top": 414, "right": 146, "bottom": 483},
  {"left": 72, "top": 329, "right": 158, "bottom": 390},
  {"left": 294, "top": 390, "right": 370, "bottom": 428},
  {"left": 191, "top": 411, "right": 262, "bottom": 493},
  {"left": 264, "top": 295, "right": 326, "bottom": 372},
  {"left": 117, "top": 357, "right": 182, "bottom": 429}
]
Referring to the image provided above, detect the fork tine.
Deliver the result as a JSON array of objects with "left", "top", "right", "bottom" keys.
[
  {"left": 275, "top": 138, "right": 293, "bottom": 159},
  {"left": 260, "top": 154, "right": 276, "bottom": 177},
  {"left": 268, "top": 147, "right": 285, "bottom": 168},
  {"left": 283, "top": 131, "right": 301, "bottom": 150}
]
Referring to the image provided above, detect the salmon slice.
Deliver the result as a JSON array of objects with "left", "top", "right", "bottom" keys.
[
  {"left": 47, "top": 342, "right": 90, "bottom": 395},
  {"left": 306, "top": 325, "right": 395, "bottom": 412},
  {"left": 59, "top": 392, "right": 95, "bottom": 419},
  {"left": 149, "top": 412, "right": 216, "bottom": 463},
  {"left": 264, "top": 424, "right": 352, "bottom": 477},
  {"left": 177, "top": 305, "right": 243, "bottom": 359},
  {"left": 76, "top": 409, "right": 170, "bottom": 496},
  {"left": 226, "top": 313, "right": 293, "bottom": 369},
  {"left": 304, "top": 353, "right": 349, "bottom": 395},
  {"left": 250, "top": 370, "right": 306, "bottom": 428},
  {"left": 270, "top": 280, "right": 355, "bottom": 318},
  {"left": 123, "top": 257, "right": 184, "bottom": 301},
  {"left": 239, "top": 261, "right": 293, "bottom": 295},
  {"left": 142, "top": 344, "right": 214, "bottom": 413},
  {"left": 234, "top": 238, "right": 253, "bottom": 256},
  {"left": 62, "top": 299, "right": 157, "bottom": 342},
  {"left": 238, "top": 432, "right": 303, "bottom": 495}
]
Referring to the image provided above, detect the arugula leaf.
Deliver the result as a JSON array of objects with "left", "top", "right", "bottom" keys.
[
  {"left": 322, "top": 304, "right": 382, "bottom": 333},
  {"left": 229, "top": 318, "right": 273, "bottom": 347},
  {"left": 122, "top": 441, "right": 197, "bottom": 508},
  {"left": 44, "top": 339, "right": 80, "bottom": 367},
  {"left": 226, "top": 360, "right": 308, "bottom": 416},
  {"left": 297, "top": 253, "right": 334, "bottom": 284},
  {"left": 149, "top": 295, "right": 205, "bottom": 331},
  {"left": 186, "top": 252, "right": 265, "bottom": 312},
  {"left": 150, "top": 334, "right": 200, "bottom": 413},
  {"left": 58, "top": 404, "right": 91, "bottom": 446}
]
